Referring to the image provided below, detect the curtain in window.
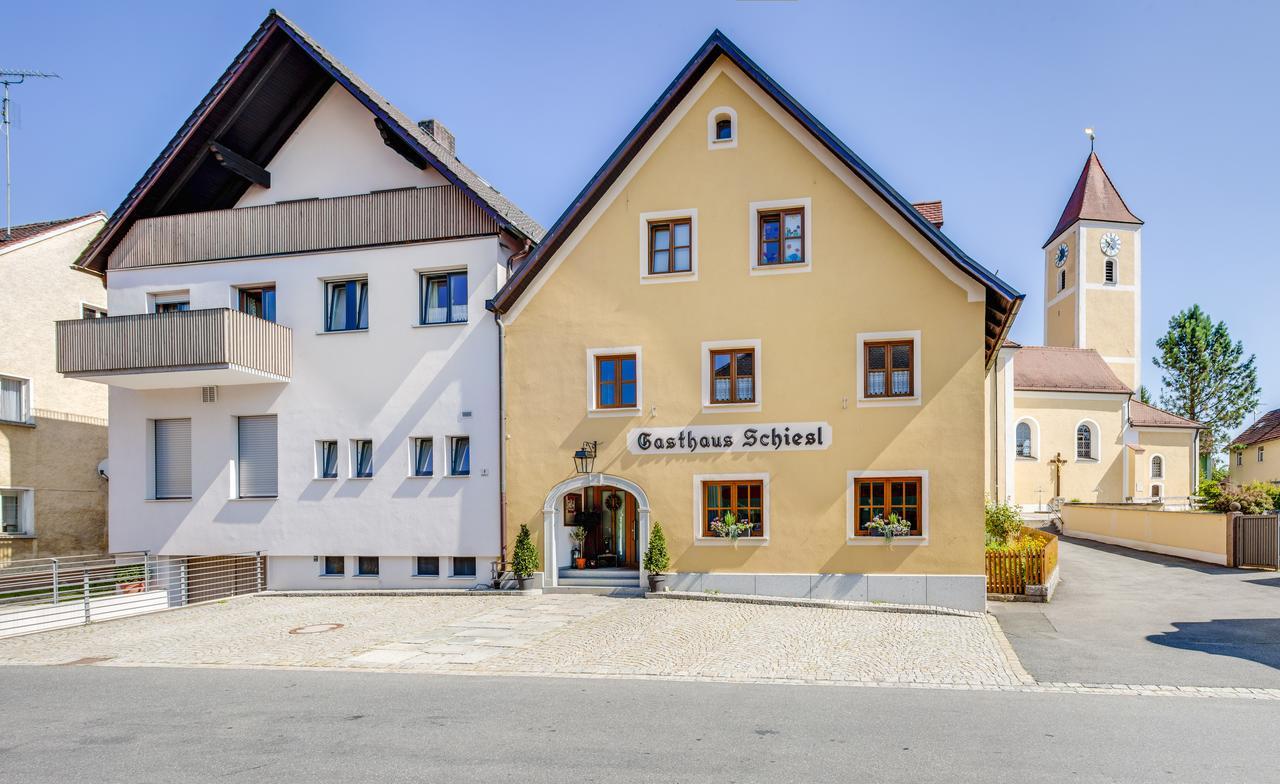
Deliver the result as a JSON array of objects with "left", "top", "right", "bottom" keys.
[
  {"left": 890, "top": 344, "right": 911, "bottom": 395},
  {"left": 451, "top": 438, "right": 470, "bottom": 476},
  {"left": 154, "top": 419, "right": 192, "bottom": 499},
  {"left": 1, "top": 493, "right": 19, "bottom": 534},
  {"left": 0, "top": 378, "right": 24, "bottom": 422},
  {"left": 415, "top": 438, "right": 434, "bottom": 476},
  {"left": 237, "top": 415, "right": 278, "bottom": 498}
]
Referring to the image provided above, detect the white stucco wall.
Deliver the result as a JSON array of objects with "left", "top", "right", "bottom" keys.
[{"left": 267, "top": 555, "right": 493, "bottom": 590}]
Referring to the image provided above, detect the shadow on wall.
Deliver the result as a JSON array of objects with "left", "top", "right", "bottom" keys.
[
  {"left": 1147, "top": 618, "right": 1280, "bottom": 672},
  {"left": 1061, "top": 535, "right": 1236, "bottom": 576}
]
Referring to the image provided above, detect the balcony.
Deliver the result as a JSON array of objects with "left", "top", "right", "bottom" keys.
[{"left": 56, "top": 308, "right": 292, "bottom": 389}]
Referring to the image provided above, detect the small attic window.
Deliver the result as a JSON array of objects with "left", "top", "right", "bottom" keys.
[{"left": 707, "top": 106, "right": 738, "bottom": 149}]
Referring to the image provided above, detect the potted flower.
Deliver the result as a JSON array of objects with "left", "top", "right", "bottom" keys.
[
  {"left": 867, "top": 513, "right": 910, "bottom": 544},
  {"left": 642, "top": 521, "right": 671, "bottom": 592},
  {"left": 114, "top": 564, "right": 146, "bottom": 594},
  {"left": 708, "top": 511, "right": 752, "bottom": 542},
  {"left": 569, "top": 526, "right": 588, "bottom": 570},
  {"left": 512, "top": 523, "right": 540, "bottom": 590}
]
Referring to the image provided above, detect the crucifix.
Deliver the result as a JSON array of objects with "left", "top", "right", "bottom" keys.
[{"left": 1049, "top": 452, "right": 1068, "bottom": 499}]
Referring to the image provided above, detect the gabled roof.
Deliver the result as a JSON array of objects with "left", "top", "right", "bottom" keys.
[
  {"left": 1233, "top": 409, "right": 1280, "bottom": 447},
  {"left": 1013, "top": 345, "right": 1132, "bottom": 394},
  {"left": 0, "top": 212, "right": 104, "bottom": 254},
  {"left": 76, "top": 11, "right": 541, "bottom": 273},
  {"left": 489, "top": 30, "right": 1022, "bottom": 365},
  {"left": 911, "top": 200, "right": 943, "bottom": 229},
  {"left": 1043, "top": 151, "right": 1142, "bottom": 247},
  {"left": 1129, "top": 400, "right": 1202, "bottom": 430}
]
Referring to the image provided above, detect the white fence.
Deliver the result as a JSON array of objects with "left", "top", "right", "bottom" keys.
[{"left": 0, "top": 552, "right": 264, "bottom": 638}]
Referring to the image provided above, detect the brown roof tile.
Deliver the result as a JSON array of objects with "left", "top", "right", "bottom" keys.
[
  {"left": 1233, "top": 408, "right": 1280, "bottom": 447},
  {"left": 912, "top": 200, "right": 943, "bottom": 229},
  {"left": 1129, "top": 400, "right": 1202, "bottom": 429},
  {"left": 1013, "top": 345, "right": 1132, "bottom": 394},
  {"left": 1043, "top": 152, "right": 1142, "bottom": 247},
  {"left": 0, "top": 212, "right": 104, "bottom": 252}
]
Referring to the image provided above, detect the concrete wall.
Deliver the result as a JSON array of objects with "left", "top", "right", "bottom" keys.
[
  {"left": 1061, "top": 503, "right": 1229, "bottom": 565},
  {"left": 267, "top": 555, "right": 493, "bottom": 591},
  {"left": 0, "top": 218, "right": 108, "bottom": 561}
]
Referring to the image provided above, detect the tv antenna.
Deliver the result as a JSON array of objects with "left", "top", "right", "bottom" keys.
[{"left": 1, "top": 69, "right": 60, "bottom": 240}]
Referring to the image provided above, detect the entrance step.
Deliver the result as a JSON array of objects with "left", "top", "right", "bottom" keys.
[
  {"left": 558, "top": 568, "right": 639, "bottom": 579},
  {"left": 545, "top": 585, "right": 645, "bottom": 597}
]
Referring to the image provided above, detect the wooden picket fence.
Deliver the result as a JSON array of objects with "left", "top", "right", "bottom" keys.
[{"left": 985, "top": 527, "right": 1058, "bottom": 595}]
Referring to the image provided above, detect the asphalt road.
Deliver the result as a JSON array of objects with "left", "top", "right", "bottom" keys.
[
  {"left": 3, "top": 665, "right": 1278, "bottom": 783},
  {"left": 992, "top": 535, "right": 1280, "bottom": 688}
]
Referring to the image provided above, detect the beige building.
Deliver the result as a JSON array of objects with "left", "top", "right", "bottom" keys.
[
  {"left": 988, "top": 154, "right": 1201, "bottom": 509},
  {"left": 1229, "top": 409, "right": 1280, "bottom": 487},
  {"left": 0, "top": 213, "right": 109, "bottom": 561}
]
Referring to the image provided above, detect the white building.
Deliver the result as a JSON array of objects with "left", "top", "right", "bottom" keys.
[{"left": 58, "top": 12, "right": 542, "bottom": 589}]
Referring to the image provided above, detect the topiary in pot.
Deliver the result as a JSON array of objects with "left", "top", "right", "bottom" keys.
[
  {"left": 512, "top": 524, "right": 540, "bottom": 590},
  {"left": 642, "top": 521, "right": 671, "bottom": 592}
]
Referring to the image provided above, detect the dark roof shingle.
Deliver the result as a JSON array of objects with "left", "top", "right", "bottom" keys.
[
  {"left": 0, "top": 212, "right": 104, "bottom": 252},
  {"left": 1044, "top": 152, "right": 1141, "bottom": 247},
  {"left": 1233, "top": 409, "right": 1280, "bottom": 447}
]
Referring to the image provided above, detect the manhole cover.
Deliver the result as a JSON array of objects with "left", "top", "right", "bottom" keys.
[{"left": 288, "top": 623, "right": 344, "bottom": 635}]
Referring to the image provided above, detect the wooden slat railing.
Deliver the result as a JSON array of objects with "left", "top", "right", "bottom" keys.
[{"left": 56, "top": 308, "right": 292, "bottom": 380}]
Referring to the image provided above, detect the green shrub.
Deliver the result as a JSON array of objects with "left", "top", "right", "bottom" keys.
[
  {"left": 1211, "top": 481, "right": 1278, "bottom": 514},
  {"left": 984, "top": 497, "right": 1023, "bottom": 547},
  {"left": 511, "top": 524, "right": 539, "bottom": 579},
  {"left": 643, "top": 521, "right": 670, "bottom": 574},
  {"left": 113, "top": 564, "right": 145, "bottom": 584}
]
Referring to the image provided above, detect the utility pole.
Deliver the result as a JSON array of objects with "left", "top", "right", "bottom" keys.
[{"left": 0, "top": 69, "right": 60, "bottom": 240}]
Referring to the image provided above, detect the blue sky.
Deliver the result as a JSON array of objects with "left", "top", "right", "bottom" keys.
[{"left": 6, "top": 1, "right": 1276, "bottom": 428}]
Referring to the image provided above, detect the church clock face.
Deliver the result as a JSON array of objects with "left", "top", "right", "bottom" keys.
[
  {"left": 1100, "top": 232, "right": 1121, "bottom": 257},
  {"left": 1054, "top": 243, "right": 1068, "bottom": 267}
]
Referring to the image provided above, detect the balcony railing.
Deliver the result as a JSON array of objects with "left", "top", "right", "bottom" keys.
[{"left": 56, "top": 308, "right": 292, "bottom": 387}]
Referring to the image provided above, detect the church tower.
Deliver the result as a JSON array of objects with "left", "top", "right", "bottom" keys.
[{"left": 1041, "top": 151, "right": 1143, "bottom": 390}]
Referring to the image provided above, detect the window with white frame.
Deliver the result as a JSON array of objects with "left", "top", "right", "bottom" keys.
[
  {"left": 1236, "top": 450, "right": 1244, "bottom": 467},
  {"left": 236, "top": 415, "right": 278, "bottom": 498},
  {"left": 1151, "top": 484, "right": 1162, "bottom": 499},
  {"left": 0, "top": 489, "right": 31, "bottom": 535},
  {"left": 451, "top": 556, "right": 476, "bottom": 578},
  {"left": 1150, "top": 455, "right": 1164, "bottom": 480},
  {"left": 1075, "top": 422, "right": 1097, "bottom": 461},
  {"left": 749, "top": 198, "right": 811, "bottom": 273},
  {"left": 707, "top": 106, "right": 737, "bottom": 148},
  {"left": 856, "top": 332, "right": 921, "bottom": 406},
  {"left": 153, "top": 418, "right": 192, "bottom": 499},
  {"left": 325, "top": 278, "right": 368, "bottom": 332},
  {"left": 321, "top": 556, "right": 345, "bottom": 576},
  {"left": 415, "top": 556, "right": 440, "bottom": 577},
  {"left": 1259, "top": 446, "right": 1266, "bottom": 463},
  {"left": 419, "top": 270, "right": 467, "bottom": 325},
  {"left": 1016, "top": 421, "right": 1035, "bottom": 458},
  {"left": 151, "top": 291, "right": 191, "bottom": 313},
  {"left": 81, "top": 304, "right": 107, "bottom": 319},
  {"left": 316, "top": 440, "right": 338, "bottom": 479},
  {"left": 412, "top": 437, "right": 434, "bottom": 477},
  {"left": 449, "top": 436, "right": 471, "bottom": 476},
  {"left": 0, "top": 376, "right": 30, "bottom": 424},
  {"left": 588, "top": 347, "right": 642, "bottom": 413},
  {"left": 351, "top": 439, "right": 374, "bottom": 478},
  {"left": 355, "top": 556, "right": 379, "bottom": 576},
  {"left": 1104, "top": 258, "right": 1117, "bottom": 284}
]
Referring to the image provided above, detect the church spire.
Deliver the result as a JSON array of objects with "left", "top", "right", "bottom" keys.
[{"left": 1042, "top": 151, "right": 1142, "bottom": 247}]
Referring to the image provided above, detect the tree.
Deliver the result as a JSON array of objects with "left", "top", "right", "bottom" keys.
[
  {"left": 1137, "top": 385, "right": 1152, "bottom": 405},
  {"left": 642, "top": 521, "right": 670, "bottom": 574},
  {"left": 511, "top": 524, "right": 539, "bottom": 579},
  {"left": 1152, "top": 305, "right": 1260, "bottom": 459}
]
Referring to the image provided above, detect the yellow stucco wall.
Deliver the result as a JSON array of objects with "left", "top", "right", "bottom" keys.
[
  {"left": 1043, "top": 231, "right": 1076, "bottom": 348},
  {"left": 1011, "top": 395, "right": 1126, "bottom": 507},
  {"left": 1061, "top": 504, "right": 1228, "bottom": 564},
  {"left": 1133, "top": 427, "right": 1198, "bottom": 500},
  {"left": 0, "top": 219, "right": 108, "bottom": 562},
  {"left": 1080, "top": 226, "right": 1139, "bottom": 388},
  {"left": 502, "top": 63, "right": 989, "bottom": 577},
  {"left": 1229, "top": 438, "right": 1280, "bottom": 487}
]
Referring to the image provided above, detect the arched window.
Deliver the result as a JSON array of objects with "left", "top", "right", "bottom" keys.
[
  {"left": 715, "top": 117, "right": 733, "bottom": 141},
  {"left": 1151, "top": 484, "right": 1162, "bottom": 499},
  {"left": 1150, "top": 455, "right": 1164, "bottom": 479},
  {"left": 1104, "top": 258, "right": 1117, "bottom": 284},
  {"left": 1075, "top": 423, "right": 1095, "bottom": 460},
  {"left": 707, "top": 106, "right": 738, "bottom": 149},
  {"left": 1016, "top": 421, "right": 1033, "bottom": 458},
  {"left": 1058, "top": 269, "right": 1067, "bottom": 292}
]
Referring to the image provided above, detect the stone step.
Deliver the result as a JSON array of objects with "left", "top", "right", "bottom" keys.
[{"left": 544, "top": 585, "right": 646, "bottom": 597}]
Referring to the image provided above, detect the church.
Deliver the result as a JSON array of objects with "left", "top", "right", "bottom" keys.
[{"left": 987, "top": 152, "right": 1202, "bottom": 511}]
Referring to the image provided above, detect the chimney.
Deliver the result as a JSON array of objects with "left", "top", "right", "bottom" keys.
[{"left": 418, "top": 119, "right": 455, "bottom": 157}]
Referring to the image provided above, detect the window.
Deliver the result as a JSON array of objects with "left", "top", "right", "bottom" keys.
[
  {"left": 1058, "top": 269, "right": 1067, "bottom": 292},
  {"left": 419, "top": 271, "right": 467, "bottom": 325},
  {"left": 238, "top": 286, "right": 276, "bottom": 322},
  {"left": 1260, "top": 446, "right": 1266, "bottom": 463},
  {"left": 1, "top": 490, "right": 28, "bottom": 535},
  {"left": 415, "top": 556, "right": 440, "bottom": 577},
  {"left": 152, "top": 292, "right": 190, "bottom": 313},
  {"left": 1016, "top": 422, "right": 1034, "bottom": 458},
  {"left": 153, "top": 418, "right": 192, "bottom": 499},
  {"left": 853, "top": 477, "right": 923, "bottom": 537},
  {"left": 1151, "top": 484, "right": 1163, "bottom": 500},
  {"left": 322, "top": 556, "right": 345, "bottom": 576},
  {"left": 710, "top": 348, "right": 755, "bottom": 404},
  {"left": 648, "top": 219, "right": 692, "bottom": 275},
  {"left": 317, "top": 440, "right": 338, "bottom": 479},
  {"left": 450, "top": 437, "right": 471, "bottom": 476},
  {"left": 715, "top": 117, "right": 733, "bottom": 141},
  {"left": 1151, "top": 455, "right": 1164, "bottom": 479},
  {"left": 757, "top": 207, "right": 804, "bottom": 265},
  {"left": 355, "top": 556, "right": 379, "bottom": 576},
  {"left": 864, "top": 340, "right": 914, "bottom": 398},
  {"left": 352, "top": 439, "right": 373, "bottom": 478},
  {"left": 707, "top": 106, "right": 738, "bottom": 149},
  {"left": 1104, "top": 258, "right": 1116, "bottom": 284},
  {"left": 451, "top": 556, "right": 477, "bottom": 578},
  {"left": 0, "top": 376, "right": 29, "bottom": 424},
  {"left": 595, "top": 354, "right": 637, "bottom": 409},
  {"left": 237, "top": 415, "right": 278, "bottom": 498},
  {"left": 325, "top": 278, "right": 368, "bottom": 332},
  {"left": 1237, "top": 450, "right": 1244, "bottom": 467},
  {"left": 412, "top": 438, "right": 434, "bottom": 477},
  {"left": 1076, "top": 423, "right": 1095, "bottom": 460},
  {"left": 81, "top": 304, "right": 107, "bottom": 319},
  {"left": 701, "top": 480, "right": 765, "bottom": 538}
]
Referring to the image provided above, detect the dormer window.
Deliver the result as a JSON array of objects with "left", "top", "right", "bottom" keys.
[{"left": 706, "top": 106, "right": 738, "bottom": 149}]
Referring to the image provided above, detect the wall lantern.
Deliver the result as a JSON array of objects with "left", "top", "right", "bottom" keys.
[{"left": 573, "top": 441, "right": 598, "bottom": 474}]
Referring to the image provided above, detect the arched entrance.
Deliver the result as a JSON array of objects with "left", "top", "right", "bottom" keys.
[{"left": 542, "top": 474, "right": 650, "bottom": 588}]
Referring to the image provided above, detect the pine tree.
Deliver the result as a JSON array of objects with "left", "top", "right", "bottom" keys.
[
  {"left": 1152, "top": 305, "right": 1260, "bottom": 458},
  {"left": 512, "top": 524, "right": 539, "bottom": 579},
  {"left": 1137, "top": 385, "right": 1152, "bottom": 405},
  {"left": 642, "top": 521, "right": 670, "bottom": 574}
]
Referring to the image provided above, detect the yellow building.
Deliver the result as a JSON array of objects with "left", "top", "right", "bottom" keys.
[
  {"left": 0, "top": 214, "right": 109, "bottom": 562},
  {"left": 989, "top": 154, "right": 1202, "bottom": 510},
  {"left": 1229, "top": 410, "right": 1280, "bottom": 487},
  {"left": 490, "top": 32, "right": 1021, "bottom": 612}
]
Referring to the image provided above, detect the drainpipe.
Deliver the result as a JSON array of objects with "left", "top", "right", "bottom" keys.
[{"left": 495, "top": 238, "right": 533, "bottom": 568}]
